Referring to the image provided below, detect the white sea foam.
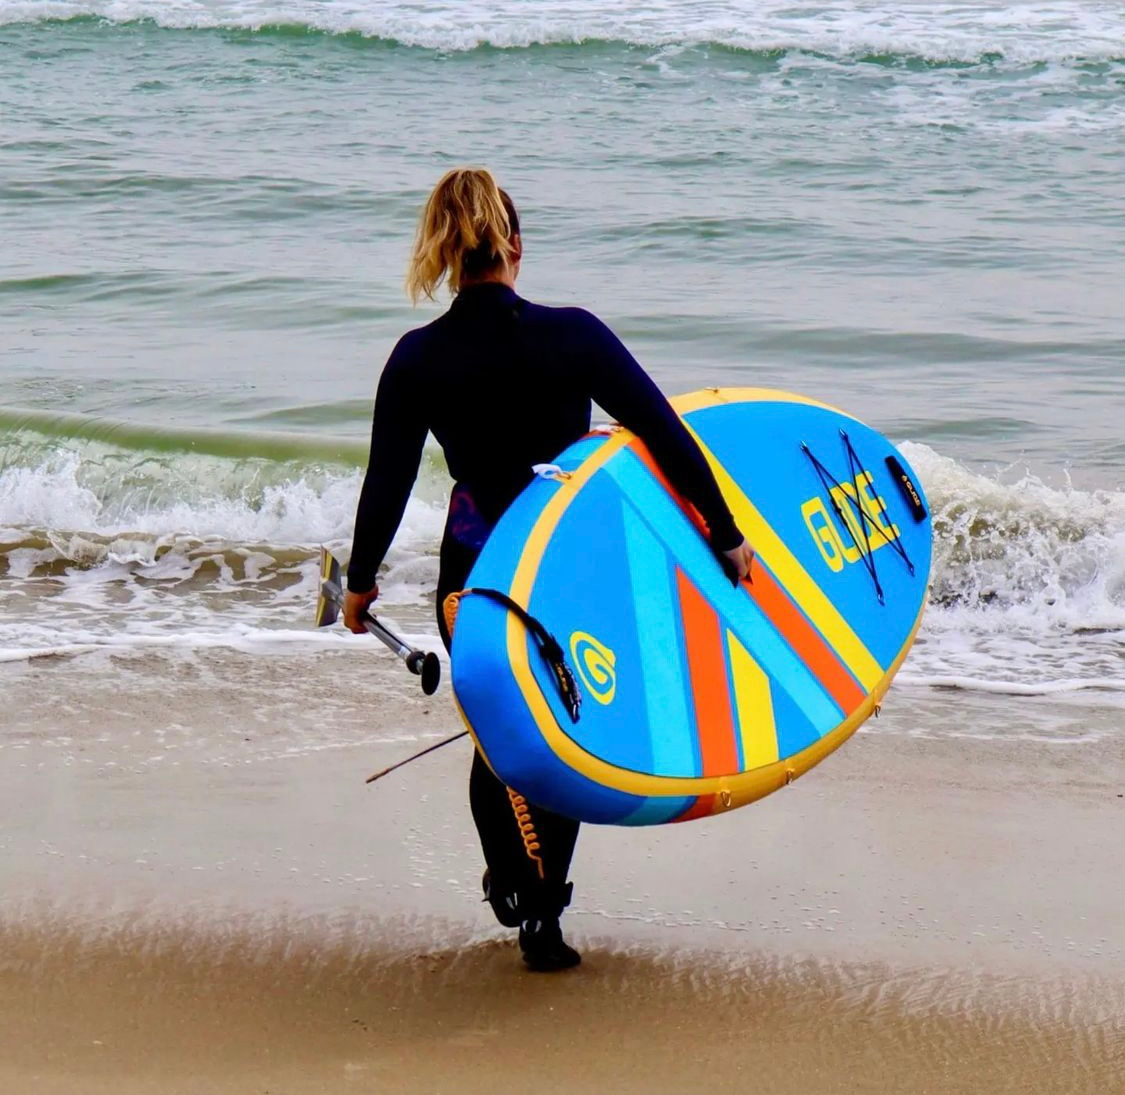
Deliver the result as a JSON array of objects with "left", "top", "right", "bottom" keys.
[
  {"left": 0, "top": 438, "right": 449, "bottom": 663},
  {"left": 906, "top": 442, "right": 1125, "bottom": 623},
  {"left": 0, "top": 626, "right": 446, "bottom": 663},
  {"left": 897, "top": 441, "right": 1125, "bottom": 706},
  {"left": 0, "top": 447, "right": 366, "bottom": 545},
  {"left": 2, "top": 0, "right": 1124, "bottom": 64},
  {"left": 896, "top": 671, "right": 1125, "bottom": 698}
]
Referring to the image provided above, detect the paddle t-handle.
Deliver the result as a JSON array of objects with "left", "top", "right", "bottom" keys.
[{"left": 315, "top": 548, "right": 441, "bottom": 696}]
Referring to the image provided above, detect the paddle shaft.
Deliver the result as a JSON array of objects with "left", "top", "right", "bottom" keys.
[{"left": 321, "top": 577, "right": 425, "bottom": 673}]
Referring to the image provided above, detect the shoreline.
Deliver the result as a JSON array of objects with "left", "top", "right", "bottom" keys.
[
  {"left": 2, "top": 647, "right": 1123, "bottom": 1090},
  {"left": 2, "top": 647, "right": 1122, "bottom": 971}
]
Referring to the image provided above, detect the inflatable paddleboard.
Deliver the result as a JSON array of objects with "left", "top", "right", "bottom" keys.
[{"left": 449, "top": 388, "right": 931, "bottom": 825}]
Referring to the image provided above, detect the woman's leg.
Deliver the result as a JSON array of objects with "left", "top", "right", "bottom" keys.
[
  {"left": 468, "top": 746, "right": 579, "bottom": 922},
  {"left": 437, "top": 530, "right": 581, "bottom": 967}
]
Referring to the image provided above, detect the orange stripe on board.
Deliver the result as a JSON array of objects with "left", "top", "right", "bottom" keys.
[
  {"left": 674, "top": 795, "right": 717, "bottom": 823},
  {"left": 677, "top": 569, "right": 741, "bottom": 777},
  {"left": 633, "top": 443, "right": 866, "bottom": 714},
  {"left": 744, "top": 562, "right": 866, "bottom": 712}
]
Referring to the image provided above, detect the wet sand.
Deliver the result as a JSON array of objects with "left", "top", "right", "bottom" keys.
[
  {"left": 5, "top": 916, "right": 1123, "bottom": 1095},
  {"left": 2, "top": 646, "right": 1124, "bottom": 1092}
]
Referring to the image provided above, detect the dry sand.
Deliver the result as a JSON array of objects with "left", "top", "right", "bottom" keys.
[{"left": 1, "top": 647, "right": 1123, "bottom": 1092}]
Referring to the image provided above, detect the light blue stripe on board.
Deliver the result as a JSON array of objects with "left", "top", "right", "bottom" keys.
[
  {"left": 622, "top": 504, "right": 700, "bottom": 778},
  {"left": 607, "top": 452, "right": 842, "bottom": 736}
]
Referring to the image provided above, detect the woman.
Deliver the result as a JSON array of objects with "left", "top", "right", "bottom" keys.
[{"left": 345, "top": 168, "right": 753, "bottom": 972}]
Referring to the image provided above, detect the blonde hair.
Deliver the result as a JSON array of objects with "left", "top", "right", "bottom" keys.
[{"left": 406, "top": 168, "right": 520, "bottom": 303}]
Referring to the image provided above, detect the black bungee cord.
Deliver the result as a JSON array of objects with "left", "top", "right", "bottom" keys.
[{"left": 801, "top": 430, "right": 916, "bottom": 606}]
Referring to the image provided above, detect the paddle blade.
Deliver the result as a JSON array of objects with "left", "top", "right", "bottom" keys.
[
  {"left": 421, "top": 652, "right": 441, "bottom": 696},
  {"left": 315, "top": 547, "right": 342, "bottom": 628}
]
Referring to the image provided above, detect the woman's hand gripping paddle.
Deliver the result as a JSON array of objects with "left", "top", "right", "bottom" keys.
[
  {"left": 315, "top": 548, "right": 441, "bottom": 696},
  {"left": 316, "top": 549, "right": 465, "bottom": 784}
]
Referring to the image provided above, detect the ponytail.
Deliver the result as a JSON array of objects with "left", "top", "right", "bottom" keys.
[{"left": 405, "top": 168, "right": 520, "bottom": 303}]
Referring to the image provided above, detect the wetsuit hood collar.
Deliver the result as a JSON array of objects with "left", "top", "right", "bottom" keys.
[{"left": 451, "top": 282, "right": 520, "bottom": 309}]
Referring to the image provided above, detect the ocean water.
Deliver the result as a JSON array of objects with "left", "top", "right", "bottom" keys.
[{"left": 2, "top": 1, "right": 1124, "bottom": 728}]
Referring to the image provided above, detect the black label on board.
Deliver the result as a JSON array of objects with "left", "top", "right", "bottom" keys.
[{"left": 884, "top": 455, "right": 927, "bottom": 523}]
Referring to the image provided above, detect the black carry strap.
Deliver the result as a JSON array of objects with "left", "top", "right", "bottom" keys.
[
  {"left": 801, "top": 430, "right": 917, "bottom": 606},
  {"left": 462, "top": 587, "right": 582, "bottom": 723}
]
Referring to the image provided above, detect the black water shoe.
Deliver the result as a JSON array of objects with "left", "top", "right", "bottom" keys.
[
  {"left": 482, "top": 869, "right": 523, "bottom": 928},
  {"left": 519, "top": 918, "right": 581, "bottom": 973}
]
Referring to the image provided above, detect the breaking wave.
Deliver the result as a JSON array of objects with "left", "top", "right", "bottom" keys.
[
  {"left": 3, "top": 2, "right": 1125, "bottom": 66},
  {"left": 1, "top": 421, "right": 1122, "bottom": 706}
]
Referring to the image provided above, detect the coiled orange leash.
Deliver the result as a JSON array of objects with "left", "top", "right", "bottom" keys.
[
  {"left": 447, "top": 591, "right": 546, "bottom": 881},
  {"left": 443, "top": 591, "right": 462, "bottom": 638},
  {"left": 507, "top": 788, "right": 545, "bottom": 880}
]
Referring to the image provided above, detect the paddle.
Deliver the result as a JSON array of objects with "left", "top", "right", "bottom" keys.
[{"left": 315, "top": 547, "right": 441, "bottom": 696}]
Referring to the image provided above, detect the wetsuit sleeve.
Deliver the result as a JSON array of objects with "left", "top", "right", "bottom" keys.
[
  {"left": 346, "top": 339, "right": 428, "bottom": 593},
  {"left": 575, "top": 312, "right": 743, "bottom": 551}
]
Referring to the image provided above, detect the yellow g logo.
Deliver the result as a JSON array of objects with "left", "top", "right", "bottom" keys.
[{"left": 569, "top": 631, "right": 617, "bottom": 705}]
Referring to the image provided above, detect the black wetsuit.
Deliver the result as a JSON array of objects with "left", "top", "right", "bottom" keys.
[{"left": 348, "top": 282, "right": 741, "bottom": 924}]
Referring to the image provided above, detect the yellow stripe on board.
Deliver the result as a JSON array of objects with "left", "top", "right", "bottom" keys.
[
  {"left": 682, "top": 423, "right": 885, "bottom": 693},
  {"left": 727, "top": 631, "right": 779, "bottom": 770},
  {"left": 670, "top": 387, "right": 854, "bottom": 418}
]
